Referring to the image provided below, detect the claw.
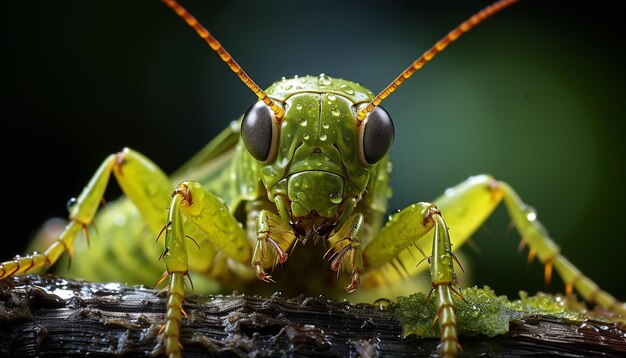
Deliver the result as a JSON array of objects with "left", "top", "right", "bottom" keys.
[
  {"left": 344, "top": 269, "right": 361, "bottom": 293},
  {"left": 329, "top": 245, "right": 350, "bottom": 272},
  {"left": 259, "top": 273, "right": 275, "bottom": 284},
  {"left": 254, "top": 262, "right": 275, "bottom": 283}
]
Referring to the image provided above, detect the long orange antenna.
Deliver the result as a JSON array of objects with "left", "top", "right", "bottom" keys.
[
  {"left": 162, "top": 0, "right": 284, "bottom": 120},
  {"left": 356, "top": 0, "right": 518, "bottom": 122}
]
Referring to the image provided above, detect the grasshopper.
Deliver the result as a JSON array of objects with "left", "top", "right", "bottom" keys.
[{"left": 2, "top": 1, "right": 625, "bottom": 357}]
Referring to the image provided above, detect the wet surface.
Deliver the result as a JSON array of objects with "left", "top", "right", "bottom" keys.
[{"left": 1, "top": 275, "right": 625, "bottom": 357}]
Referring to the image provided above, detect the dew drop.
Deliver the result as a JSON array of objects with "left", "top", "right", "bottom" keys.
[
  {"left": 319, "top": 133, "right": 327, "bottom": 141},
  {"left": 299, "top": 117, "right": 307, "bottom": 126},
  {"left": 303, "top": 133, "right": 310, "bottom": 140},
  {"left": 340, "top": 84, "right": 354, "bottom": 95},
  {"left": 322, "top": 122, "right": 329, "bottom": 129},
  {"left": 318, "top": 74, "right": 332, "bottom": 86},
  {"left": 331, "top": 108, "right": 340, "bottom": 117},
  {"left": 526, "top": 207, "right": 537, "bottom": 221},
  {"left": 66, "top": 197, "right": 77, "bottom": 212},
  {"left": 296, "top": 104, "right": 303, "bottom": 110},
  {"left": 329, "top": 192, "right": 343, "bottom": 204},
  {"left": 327, "top": 94, "right": 336, "bottom": 101},
  {"left": 373, "top": 298, "right": 394, "bottom": 310}
]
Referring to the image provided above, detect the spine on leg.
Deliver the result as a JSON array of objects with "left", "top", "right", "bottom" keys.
[
  {"left": 500, "top": 182, "right": 626, "bottom": 314},
  {"left": 0, "top": 156, "right": 117, "bottom": 279}
]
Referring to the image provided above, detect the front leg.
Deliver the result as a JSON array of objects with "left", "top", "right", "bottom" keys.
[
  {"left": 157, "top": 181, "right": 251, "bottom": 358},
  {"left": 326, "top": 213, "right": 365, "bottom": 293},
  {"left": 363, "top": 203, "right": 461, "bottom": 357},
  {"left": 252, "top": 209, "right": 296, "bottom": 283}
]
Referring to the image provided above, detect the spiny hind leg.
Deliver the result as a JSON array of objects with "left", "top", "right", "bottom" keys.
[
  {"left": 0, "top": 148, "right": 172, "bottom": 280},
  {"left": 434, "top": 174, "right": 626, "bottom": 314},
  {"left": 362, "top": 203, "right": 462, "bottom": 357},
  {"left": 155, "top": 181, "right": 251, "bottom": 357}
]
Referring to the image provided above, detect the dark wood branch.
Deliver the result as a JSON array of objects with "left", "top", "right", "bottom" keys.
[{"left": 1, "top": 275, "right": 625, "bottom": 357}]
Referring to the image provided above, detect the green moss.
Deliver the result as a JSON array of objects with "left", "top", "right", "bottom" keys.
[
  {"left": 395, "top": 286, "right": 510, "bottom": 338},
  {"left": 394, "top": 286, "right": 619, "bottom": 338},
  {"left": 506, "top": 290, "right": 587, "bottom": 321}
]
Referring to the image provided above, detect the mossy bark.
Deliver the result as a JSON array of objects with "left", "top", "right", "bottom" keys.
[{"left": 1, "top": 275, "right": 625, "bottom": 357}]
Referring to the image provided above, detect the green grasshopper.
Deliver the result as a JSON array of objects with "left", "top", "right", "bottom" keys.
[{"left": 2, "top": 0, "right": 625, "bottom": 357}]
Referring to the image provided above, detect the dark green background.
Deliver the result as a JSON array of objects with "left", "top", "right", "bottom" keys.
[{"left": 2, "top": 1, "right": 625, "bottom": 303}]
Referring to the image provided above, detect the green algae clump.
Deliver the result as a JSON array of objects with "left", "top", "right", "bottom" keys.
[{"left": 394, "top": 286, "right": 622, "bottom": 339}]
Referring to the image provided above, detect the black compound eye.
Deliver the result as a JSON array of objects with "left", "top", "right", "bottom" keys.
[
  {"left": 358, "top": 106, "right": 395, "bottom": 165},
  {"left": 241, "top": 101, "right": 279, "bottom": 163}
]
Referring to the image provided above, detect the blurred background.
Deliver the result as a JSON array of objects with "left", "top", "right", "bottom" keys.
[{"left": 2, "top": 1, "right": 624, "bottom": 302}]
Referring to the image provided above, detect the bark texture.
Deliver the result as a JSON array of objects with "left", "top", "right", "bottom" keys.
[{"left": 1, "top": 275, "right": 625, "bottom": 357}]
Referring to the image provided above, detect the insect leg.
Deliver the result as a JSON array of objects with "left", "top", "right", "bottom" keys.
[
  {"left": 363, "top": 202, "right": 460, "bottom": 357},
  {"left": 158, "top": 180, "right": 251, "bottom": 357},
  {"left": 434, "top": 175, "right": 625, "bottom": 314},
  {"left": 326, "top": 213, "right": 365, "bottom": 293},
  {"left": 495, "top": 180, "right": 626, "bottom": 314},
  {"left": 0, "top": 148, "right": 173, "bottom": 280},
  {"left": 252, "top": 209, "right": 298, "bottom": 283}
]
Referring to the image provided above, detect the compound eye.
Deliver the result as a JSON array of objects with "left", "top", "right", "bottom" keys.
[
  {"left": 358, "top": 106, "right": 395, "bottom": 165},
  {"left": 241, "top": 101, "right": 279, "bottom": 163}
]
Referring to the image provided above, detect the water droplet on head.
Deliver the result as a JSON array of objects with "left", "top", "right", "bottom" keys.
[
  {"left": 322, "top": 122, "right": 329, "bottom": 129},
  {"left": 331, "top": 108, "right": 340, "bottom": 117},
  {"left": 299, "top": 118, "right": 307, "bottom": 126},
  {"left": 329, "top": 192, "right": 343, "bottom": 204},
  {"left": 318, "top": 74, "right": 332, "bottom": 86},
  {"left": 296, "top": 104, "right": 303, "bottom": 110},
  {"left": 319, "top": 133, "right": 327, "bottom": 141},
  {"left": 303, "top": 133, "right": 310, "bottom": 140},
  {"left": 339, "top": 84, "right": 354, "bottom": 95},
  {"left": 327, "top": 94, "right": 336, "bottom": 101}
]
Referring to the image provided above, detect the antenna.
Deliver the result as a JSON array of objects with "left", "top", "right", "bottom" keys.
[{"left": 356, "top": 0, "right": 518, "bottom": 122}]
